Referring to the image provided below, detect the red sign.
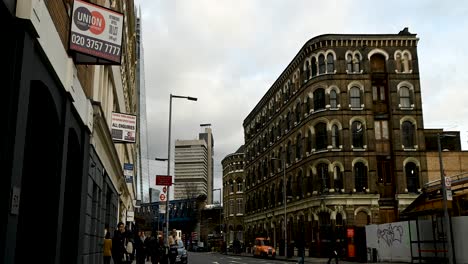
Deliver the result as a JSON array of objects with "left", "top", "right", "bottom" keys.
[
  {"left": 163, "top": 186, "right": 167, "bottom": 193},
  {"left": 156, "top": 175, "right": 172, "bottom": 186},
  {"left": 347, "top": 228, "right": 354, "bottom": 238},
  {"left": 160, "top": 193, "right": 166, "bottom": 201}
]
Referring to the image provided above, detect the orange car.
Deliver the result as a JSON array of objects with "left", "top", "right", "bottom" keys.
[{"left": 252, "top": 237, "right": 276, "bottom": 258}]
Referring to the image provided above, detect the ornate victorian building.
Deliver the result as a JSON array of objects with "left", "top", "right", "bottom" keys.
[
  {"left": 222, "top": 146, "right": 245, "bottom": 245},
  {"left": 242, "top": 28, "right": 427, "bottom": 258}
]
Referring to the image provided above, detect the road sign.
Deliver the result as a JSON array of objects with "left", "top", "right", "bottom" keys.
[
  {"left": 160, "top": 193, "right": 166, "bottom": 201},
  {"left": 445, "top": 176, "right": 452, "bottom": 188},
  {"left": 156, "top": 175, "right": 172, "bottom": 186},
  {"left": 163, "top": 186, "right": 167, "bottom": 193}
]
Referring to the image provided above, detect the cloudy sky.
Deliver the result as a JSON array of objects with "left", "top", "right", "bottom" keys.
[{"left": 136, "top": 0, "right": 468, "bottom": 202}]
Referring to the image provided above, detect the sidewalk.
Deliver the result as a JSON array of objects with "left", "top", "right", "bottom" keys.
[{"left": 225, "top": 252, "right": 407, "bottom": 264}]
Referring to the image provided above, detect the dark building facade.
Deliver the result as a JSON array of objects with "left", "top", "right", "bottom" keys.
[
  {"left": 221, "top": 145, "right": 245, "bottom": 245},
  {"left": 242, "top": 29, "right": 428, "bottom": 259}
]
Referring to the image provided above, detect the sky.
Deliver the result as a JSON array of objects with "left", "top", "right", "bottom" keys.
[{"left": 135, "top": 0, "right": 468, "bottom": 202}]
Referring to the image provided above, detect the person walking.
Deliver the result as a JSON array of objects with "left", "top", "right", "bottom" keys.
[
  {"left": 103, "top": 231, "right": 112, "bottom": 264},
  {"left": 327, "top": 236, "right": 339, "bottom": 264},
  {"left": 168, "top": 232, "right": 178, "bottom": 264},
  {"left": 134, "top": 230, "right": 146, "bottom": 264},
  {"left": 112, "top": 222, "right": 127, "bottom": 264}
]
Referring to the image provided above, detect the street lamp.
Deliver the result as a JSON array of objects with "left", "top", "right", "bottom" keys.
[
  {"left": 271, "top": 157, "right": 287, "bottom": 258},
  {"left": 437, "top": 133, "right": 456, "bottom": 264},
  {"left": 160, "top": 94, "right": 197, "bottom": 245}
]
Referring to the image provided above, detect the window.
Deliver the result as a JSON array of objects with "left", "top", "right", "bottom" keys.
[
  {"left": 334, "top": 166, "right": 343, "bottom": 190},
  {"left": 354, "top": 162, "right": 368, "bottom": 192},
  {"left": 270, "top": 185, "right": 275, "bottom": 205},
  {"left": 350, "top": 87, "right": 361, "bottom": 108},
  {"left": 347, "top": 54, "right": 353, "bottom": 72},
  {"left": 278, "top": 147, "right": 283, "bottom": 170},
  {"left": 296, "top": 134, "right": 302, "bottom": 159},
  {"left": 402, "top": 121, "right": 415, "bottom": 148},
  {"left": 237, "top": 199, "right": 243, "bottom": 214},
  {"left": 307, "top": 130, "right": 312, "bottom": 153},
  {"left": 326, "top": 53, "right": 334, "bottom": 73},
  {"left": 287, "top": 112, "right": 292, "bottom": 130},
  {"left": 230, "top": 199, "right": 235, "bottom": 215},
  {"left": 317, "top": 163, "right": 329, "bottom": 190},
  {"left": 318, "top": 54, "right": 326, "bottom": 74},
  {"left": 287, "top": 141, "right": 292, "bottom": 164},
  {"left": 402, "top": 52, "right": 412, "bottom": 73},
  {"left": 330, "top": 90, "right": 338, "bottom": 108},
  {"left": 237, "top": 181, "right": 243, "bottom": 192},
  {"left": 296, "top": 171, "right": 304, "bottom": 198},
  {"left": 304, "top": 61, "right": 310, "bottom": 81},
  {"left": 352, "top": 121, "right": 364, "bottom": 148},
  {"left": 230, "top": 181, "right": 234, "bottom": 193},
  {"left": 311, "top": 57, "right": 317, "bottom": 76},
  {"left": 406, "top": 162, "right": 419, "bottom": 193},
  {"left": 314, "top": 88, "right": 326, "bottom": 110},
  {"left": 295, "top": 102, "right": 301, "bottom": 123},
  {"left": 399, "top": 86, "right": 411, "bottom": 108},
  {"left": 332, "top": 124, "right": 340, "bottom": 148},
  {"left": 315, "top": 123, "right": 327, "bottom": 150}
]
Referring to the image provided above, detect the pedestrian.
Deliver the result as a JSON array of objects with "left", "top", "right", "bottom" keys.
[
  {"left": 112, "top": 222, "right": 127, "bottom": 264},
  {"left": 103, "top": 231, "right": 112, "bottom": 264},
  {"left": 168, "top": 231, "right": 178, "bottom": 264},
  {"left": 144, "top": 232, "right": 152, "bottom": 262},
  {"left": 327, "top": 237, "right": 339, "bottom": 264},
  {"left": 134, "top": 230, "right": 146, "bottom": 264},
  {"left": 148, "top": 233, "right": 160, "bottom": 264},
  {"left": 159, "top": 236, "right": 168, "bottom": 264}
]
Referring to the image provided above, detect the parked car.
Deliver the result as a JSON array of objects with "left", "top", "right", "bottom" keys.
[
  {"left": 175, "top": 239, "right": 188, "bottom": 264},
  {"left": 252, "top": 237, "right": 276, "bottom": 258}
]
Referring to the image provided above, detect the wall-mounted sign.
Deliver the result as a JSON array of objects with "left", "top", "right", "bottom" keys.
[
  {"left": 111, "top": 112, "right": 137, "bottom": 143},
  {"left": 69, "top": 0, "right": 124, "bottom": 64},
  {"left": 156, "top": 175, "right": 172, "bottom": 186},
  {"left": 124, "top": 163, "right": 134, "bottom": 183}
]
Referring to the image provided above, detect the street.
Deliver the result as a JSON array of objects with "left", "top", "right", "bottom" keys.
[{"left": 187, "top": 252, "right": 291, "bottom": 264}]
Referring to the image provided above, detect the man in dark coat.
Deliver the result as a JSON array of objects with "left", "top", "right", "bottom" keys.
[{"left": 112, "top": 222, "right": 127, "bottom": 264}]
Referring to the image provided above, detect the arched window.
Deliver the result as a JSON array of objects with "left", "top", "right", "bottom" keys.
[
  {"left": 354, "top": 162, "right": 368, "bottom": 192},
  {"left": 287, "top": 112, "right": 292, "bottom": 130},
  {"left": 307, "top": 169, "right": 314, "bottom": 194},
  {"left": 350, "top": 87, "right": 361, "bottom": 108},
  {"left": 311, "top": 57, "right": 317, "bottom": 76},
  {"left": 406, "top": 162, "right": 419, "bottom": 193},
  {"left": 296, "top": 171, "right": 304, "bottom": 198},
  {"left": 353, "top": 53, "right": 361, "bottom": 73},
  {"left": 332, "top": 124, "right": 340, "bottom": 148},
  {"left": 402, "top": 121, "right": 415, "bottom": 148},
  {"left": 317, "top": 163, "right": 329, "bottom": 190},
  {"left": 307, "top": 130, "right": 313, "bottom": 153},
  {"left": 279, "top": 180, "right": 284, "bottom": 203},
  {"left": 399, "top": 86, "right": 411, "bottom": 108},
  {"left": 277, "top": 120, "right": 282, "bottom": 137},
  {"left": 347, "top": 54, "right": 353, "bottom": 72},
  {"left": 295, "top": 102, "right": 301, "bottom": 123},
  {"left": 352, "top": 121, "right": 364, "bottom": 148},
  {"left": 270, "top": 185, "right": 276, "bottom": 205},
  {"left": 286, "top": 176, "right": 293, "bottom": 197},
  {"left": 318, "top": 54, "right": 326, "bottom": 74},
  {"left": 278, "top": 147, "right": 283, "bottom": 170},
  {"left": 330, "top": 90, "right": 338, "bottom": 108},
  {"left": 402, "top": 53, "right": 411, "bottom": 72},
  {"left": 314, "top": 88, "right": 326, "bottom": 110},
  {"left": 395, "top": 53, "right": 402, "bottom": 72},
  {"left": 327, "top": 53, "right": 334, "bottom": 73},
  {"left": 334, "top": 166, "right": 343, "bottom": 191},
  {"left": 287, "top": 141, "right": 292, "bottom": 164},
  {"left": 315, "top": 122, "right": 327, "bottom": 150},
  {"left": 296, "top": 133, "right": 302, "bottom": 159},
  {"left": 304, "top": 61, "right": 310, "bottom": 81}
]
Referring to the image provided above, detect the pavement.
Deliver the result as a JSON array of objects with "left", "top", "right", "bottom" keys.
[{"left": 224, "top": 251, "right": 408, "bottom": 264}]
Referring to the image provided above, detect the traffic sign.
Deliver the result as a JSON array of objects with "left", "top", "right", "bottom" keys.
[
  {"left": 163, "top": 186, "right": 167, "bottom": 193},
  {"left": 447, "top": 189, "right": 453, "bottom": 201},
  {"left": 160, "top": 193, "right": 166, "bottom": 201},
  {"left": 445, "top": 176, "right": 452, "bottom": 188},
  {"left": 156, "top": 175, "right": 172, "bottom": 186}
]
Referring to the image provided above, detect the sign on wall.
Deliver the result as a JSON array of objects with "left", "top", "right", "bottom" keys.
[
  {"left": 156, "top": 175, "right": 172, "bottom": 186},
  {"left": 111, "top": 112, "right": 137, "bottom": 143},
  {"left": 69, "top": 0, "right": 124, "bottom": 64},
  {"left": 124, "top": 163, "right": 134, "bottom": 184}
]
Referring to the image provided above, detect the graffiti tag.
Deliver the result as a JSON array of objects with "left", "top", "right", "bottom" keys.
[{"left": 377, "top": 223, "right": 403, "bottom": 247}]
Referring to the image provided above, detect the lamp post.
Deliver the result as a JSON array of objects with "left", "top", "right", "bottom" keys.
[
  {"left": 159, "top": 94, "right": 197, "bottom": 245},
  {"left": 272, "top": 157, "right": 287, "bottom": 257},
  {"left": 437, "top": 133, "right": 456, "bottom": 264}
]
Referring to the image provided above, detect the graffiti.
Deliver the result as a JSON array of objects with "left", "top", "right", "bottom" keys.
[{"left": 377, "top": 223, "right": 404, "bottom": 247}]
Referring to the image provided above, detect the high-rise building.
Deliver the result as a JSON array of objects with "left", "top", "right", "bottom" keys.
[
  {"left": 174, "top": 127, "right": 215, "bottom": 202},
  {"left": 174, "top": 139, "right": 208, "bottom": 200},
  {"left": 136, "top": 7, "right": 150, "bottom": 203},
  {"left": 199, "top": 127, "right": 215, "bottom": 203}
]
